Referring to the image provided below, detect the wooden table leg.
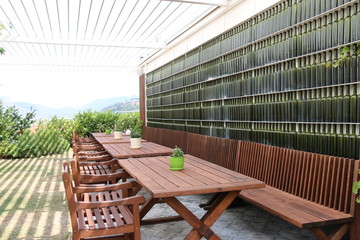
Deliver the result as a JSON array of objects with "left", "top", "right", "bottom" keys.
[
  {"left": 164, "top": 191, "right": 239, "bottom": 240},
  {"left": 140, "top": 197, "right": 159, "bottom": 220},
  {"left": 140, "top": 197, "right": 184, "bottom": 225}
]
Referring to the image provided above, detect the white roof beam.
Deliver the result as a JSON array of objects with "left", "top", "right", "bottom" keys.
[
  {"left": 0, "top": 60, "right": 137, "bottom": 68},
  {"left": 0, "top": 37, "right": 166, "bottom": 49},
  {"left": 161, "top": 0, "right": 228, "bottom": 7}
]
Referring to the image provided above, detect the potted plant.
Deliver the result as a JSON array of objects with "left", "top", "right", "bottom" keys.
[
  {"left": 130, "top": 131, "right": 142, "bottom": 148},
  {"left": 129, "top": 116, "right": 143, "bottom": 148},
  {"left": 169, "top": 146, "right": 184, "bottom": 170},
  {"left": 114, "top": 118, "right": 126, "bottom": 139}
]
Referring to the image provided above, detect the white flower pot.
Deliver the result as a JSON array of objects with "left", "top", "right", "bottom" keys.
[
  {"left": 114, "top": 131, "right": 122, "bottom": 139},
  {"left": 130, "top": 138, "right": 142, "bottom": 148}
]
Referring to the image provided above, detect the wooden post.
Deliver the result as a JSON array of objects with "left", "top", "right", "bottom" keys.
[
  {"left": 139, "top": 73, "right": 146, "bottom": 126},
  {"left": 350, "top": 160, "right": 360, "bottom": 240}
]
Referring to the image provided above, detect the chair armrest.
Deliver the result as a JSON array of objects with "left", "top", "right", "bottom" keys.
[
  {"left": 76, "top": 195, "right": 146, "bottom": 209},
  {"left": 80, "top": 171, "right": 131, "bottom": 182},
  {"left": 74, "top": 181, "right": 139, "bottom": 193},
  {"left": 78, "top": 159, "right": 116, "bottom": 166}
]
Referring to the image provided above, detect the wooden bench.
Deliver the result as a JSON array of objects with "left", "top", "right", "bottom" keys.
[{"left": 235, "top": 140, "right": 359, "bottom": 240}]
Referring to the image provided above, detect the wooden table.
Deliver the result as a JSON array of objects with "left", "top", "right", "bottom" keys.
[
  {"left": 93, "top": 135, "right": 147, "bottom": 144},
  {"left": 118, "top": 154, "right": 265, "bottom": 240},
  {"left": 102, "top": 142, "right": 173, "bottom": 159},
  {"left": 92, "top": 132, "right": 130, "bottom": 138}
]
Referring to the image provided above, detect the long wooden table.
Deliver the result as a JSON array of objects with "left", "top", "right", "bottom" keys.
[
  {"left": 102, "top": 141, "right": 173, "bottom": 159},
  {"left": 118, "top": 154, "right": 265, "bottom": 240},
  {"left": 92, "top": 132, "right": 119, "bottom": 137},
  {"left": 93, "top": 134, "right": 147, "bottom": 144}
]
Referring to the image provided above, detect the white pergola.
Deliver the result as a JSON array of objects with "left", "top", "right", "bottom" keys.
[{"left": 0, "top": 0, "right": 228, "bottom": 73}]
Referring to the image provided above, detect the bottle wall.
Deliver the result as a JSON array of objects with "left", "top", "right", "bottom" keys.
[{"left": 145, "top": 0, "right": 360, "bottom": 159}]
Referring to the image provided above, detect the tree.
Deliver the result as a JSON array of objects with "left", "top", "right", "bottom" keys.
[{"left": 0, "top": 23, "right": 5, "bottom": 54}]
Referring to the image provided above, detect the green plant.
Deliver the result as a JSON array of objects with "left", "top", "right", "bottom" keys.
[
  {"left": 1, "top": 128, "right": 69, "bottom": 158},
  {"left": 171, "top": 146, "right": 184, "bottom": 157},
  {"left": 327, "top": 45, "right": 360, "bottom": 68},
  {"left": 73, "top": 110, "right": 120, "bottom": 136},
  {"left": 114, "top": 114, "right": 127, "bottom": 132},
  {"left": 353, "top": 169, "right": 360, "bottom": 204},
  {"left": 37, "top": 116, "right": 75, "bottom": 144},
  {"left": 125, "top": 112, "right": 143, "bottom": 136},
  {"left": 130, "top": 132, "right": 141, "bottom": 138},
  {"left": 0, "top": 106, "right": 36, "bottom": 143}
]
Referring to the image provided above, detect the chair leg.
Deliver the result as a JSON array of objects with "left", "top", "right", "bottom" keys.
[{"left": 72, "top": 232, "right": 80, "bottom": 240}]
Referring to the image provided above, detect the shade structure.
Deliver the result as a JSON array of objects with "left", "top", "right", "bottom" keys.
[{"left": 0, "top": 0, "right": 223, "bottom": 72}]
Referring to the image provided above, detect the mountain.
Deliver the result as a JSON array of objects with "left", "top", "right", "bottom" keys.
[
  {"left": 1, "top": 96, "right": 138, "bottom": 119},
  {"left": 102, "top": 98, "right": 139, "bottom": 112}
]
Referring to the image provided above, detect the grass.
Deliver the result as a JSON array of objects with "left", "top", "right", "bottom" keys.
[{"left": 0, "top": 151, "right": 73, "bottom": 240}]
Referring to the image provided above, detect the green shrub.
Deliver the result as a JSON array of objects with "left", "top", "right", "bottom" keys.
[
  {"left": 74, "top": 110, "right": 120, "bottom": 137},
  {"left": 1, "top": 128, "right": 69, "bottom": 158},
  {"left": 37, "top": 116, "right": 75, "bottom": 143}
]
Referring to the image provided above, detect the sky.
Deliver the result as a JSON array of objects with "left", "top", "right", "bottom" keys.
[{"left": 0, "top": 70, "right": 139, "bottom": 108}]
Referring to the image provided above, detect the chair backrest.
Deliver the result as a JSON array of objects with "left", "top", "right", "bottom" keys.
[
  {"left": 235, "top": 140, "right": 359, "bottom": 214},
  {"left": 62, "top": 162, "right": 79, "bottom": 233}
]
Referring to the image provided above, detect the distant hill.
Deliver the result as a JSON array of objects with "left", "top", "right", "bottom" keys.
[
  {"left": 1, "top": 96, "right": 138, "bottom": 119},
  {"left": 102, "top": 98, "right": 139, "bottom": 112}
]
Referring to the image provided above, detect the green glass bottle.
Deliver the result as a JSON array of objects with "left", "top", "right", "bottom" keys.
[
  {"left": 342, "top": 89, "right": 350, "bottom": 123},
  {"left": 337, "top": 126, "right": 345, "bottom": 157},
  {"left": 349, "top": 89, "right": 357, "bottom": 123}
]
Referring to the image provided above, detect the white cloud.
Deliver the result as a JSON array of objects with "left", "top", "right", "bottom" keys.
[{"left": 0, "top": 70, "right": 139, "bottom": 108}]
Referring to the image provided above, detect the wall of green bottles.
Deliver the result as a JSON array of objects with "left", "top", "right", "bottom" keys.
[{"left": 145, "top": 0, "right": 360, "bottom": 159}]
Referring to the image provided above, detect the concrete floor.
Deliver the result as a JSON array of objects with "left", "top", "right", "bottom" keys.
[{"left": 139, "top": 192, "right": 315, "bottom": 240}]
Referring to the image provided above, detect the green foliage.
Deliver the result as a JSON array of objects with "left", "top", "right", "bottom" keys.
[
  {"left": 353, "top": 169, "right": 360, "bottom": 204},
  {"left": 0, "top": 106, "right": 36, "bottom": 143},
  {"left": 0, "top": 23, "right": 5, "bottom": 55},
  {"left": 1, "top": 129, "right": 69, "bottom": 158},
  {"left": 73, "top": 110, "right": 120, "bottom": 137},
  {"left": 37, "top": 116, "right": 75, "bottom": 143},
  {"left": 171, "top": 146, "right": 184, "bottom": 157},
  {"left": 115, "top": 114, "right": 127, "bottom": 132},
  {"left": 124, "top": 112, "right": 143, "bottom": 136},
  {"left": 328, "top": 45, "right": 360, "bottom": 68},
  {"left": 130, "top": 132, "right": 141, "bottom": 138}
]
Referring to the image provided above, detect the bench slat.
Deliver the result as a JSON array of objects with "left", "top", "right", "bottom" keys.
[{"left": 240, "top": 186, "right": 354, "bottom": 229}]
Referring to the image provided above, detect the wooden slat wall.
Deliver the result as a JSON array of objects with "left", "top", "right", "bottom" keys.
[
  {"left": 205, "top": 136, "right": 238, "bottom": 170},
  {"left": 143, "top": 126, "right": 162, "bottom": 144},
  {"left": 143, "top": 126, "right": 359, "bottom": 217},
  {"left": 234, "top": 140, "right": 358, "bottom": 215},
  {"left": 160, "top": 128, "right": 188, "bottom": 151},
  {"left": 186, "top": 133, "right": 208, "bottom": 160}
]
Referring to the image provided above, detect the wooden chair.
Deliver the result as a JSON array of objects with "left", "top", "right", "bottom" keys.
[
  {"left": 72, "top": 132, "right": 98, "bottom": 144},
  {"left": 62, "top": 162, "right": 145, "bottom": 240},
  {"left": 71, "top": 157, "right": 130, "bottom": 185}
]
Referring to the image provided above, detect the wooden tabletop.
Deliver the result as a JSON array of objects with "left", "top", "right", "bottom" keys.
[
  {"left": 119, "top": 154, "right": 265, "bottom": 198},
  {"left": 92, "top": 132, "right": 130, "bottom": 138},
  {"left": 103, "top": 141, "right": 173, "bottom": 159},
  {"left": 94, "top": 135, "right": 147, "bottom": 144}
]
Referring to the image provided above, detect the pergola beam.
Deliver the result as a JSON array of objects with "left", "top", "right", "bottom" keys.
[
  {"left": 161, "top": 0, "right": 228, "bottom": 6},
  {"left": 0, "top": 37, "right": 166, "bottom": 49},
  {"left": 0, "top": 60, "right": 136, "bottom": 68}
]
